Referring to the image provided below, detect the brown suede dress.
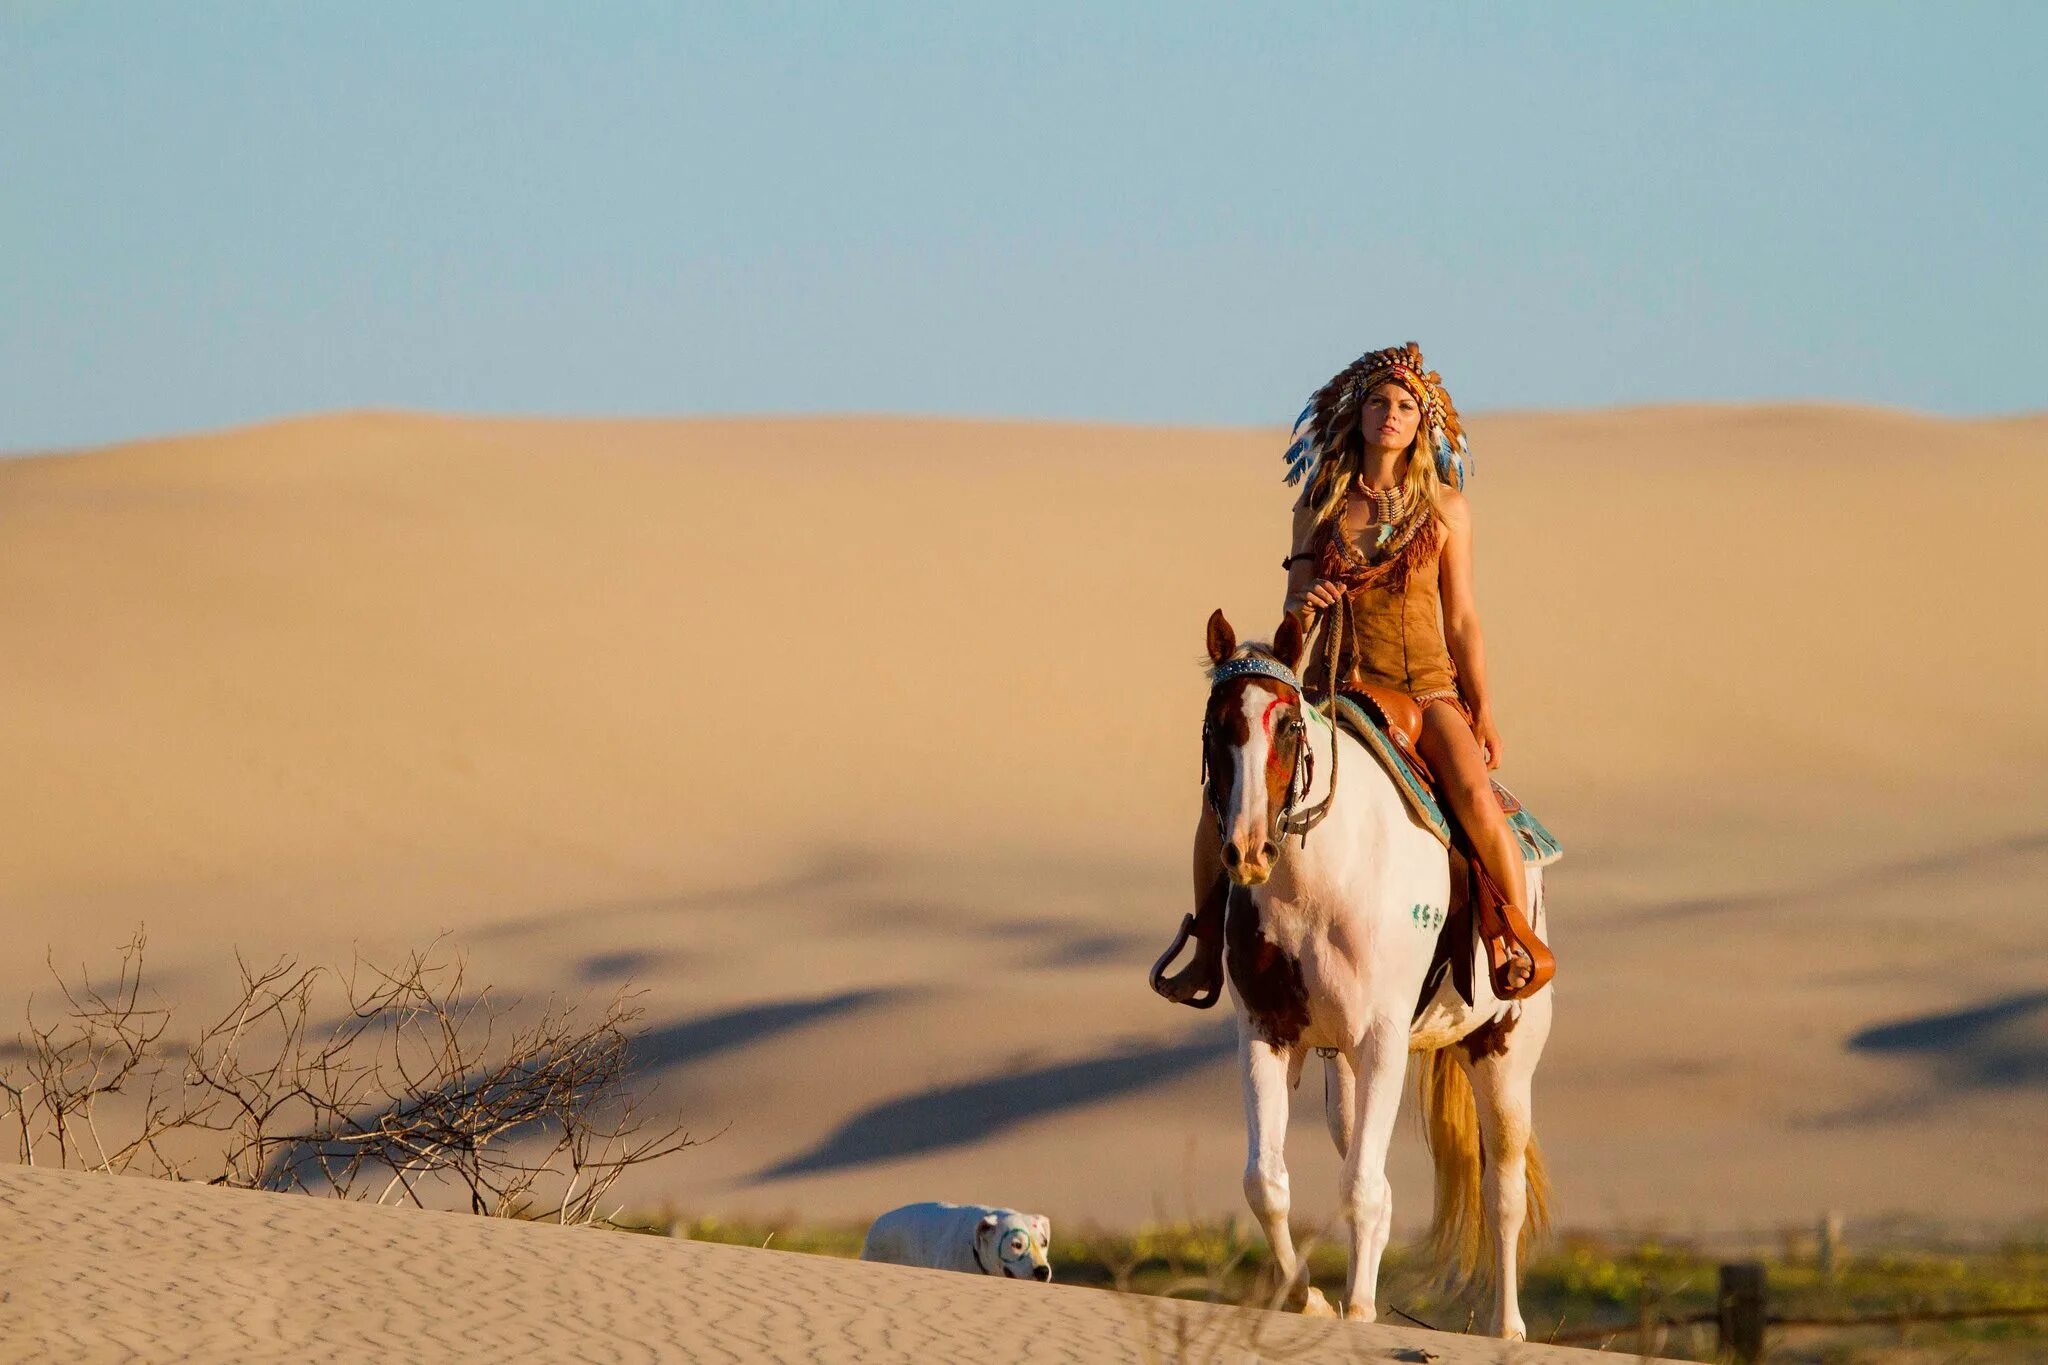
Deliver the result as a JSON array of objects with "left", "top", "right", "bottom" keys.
[{"left": 1287, "top": 494, "right": 1467, "bottom": 718}]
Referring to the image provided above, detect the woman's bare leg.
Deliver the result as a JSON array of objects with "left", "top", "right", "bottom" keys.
[
  {"left": 1192, "top": 807, "right": 1222, "bottom": 902},
  {"left": 1150, "top": 810, "right": 1228, "bottom": 1006},
  {"left": 1416, "top": 704, "right": 1527, "bottom": 908},
  {"left": 1416, "top": 703, "right": 1546, "bottom": 992}
]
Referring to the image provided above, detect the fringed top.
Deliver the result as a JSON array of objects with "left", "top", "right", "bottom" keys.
[
  {"left": 1291, "top": 497, "right": 1461, "bottom": 705},
  {"left": 1314, "top": 501, "right": 1442, "bottom": 595}
]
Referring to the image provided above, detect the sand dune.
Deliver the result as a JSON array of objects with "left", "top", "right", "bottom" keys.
[
  {"left": 2, "top": 407, "right": 2044, "bottom": 1235},
  {"left": 0, "top": 1164, "right": 1655, "bottom": 1363}
]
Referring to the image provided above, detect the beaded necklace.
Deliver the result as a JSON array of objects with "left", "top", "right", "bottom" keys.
[
  {"left": 1353, "top": 478, "right": 1408, "bottom": 525},
  {"left": 1346, "top": 475, "right": 1414, "bottom": 554}
]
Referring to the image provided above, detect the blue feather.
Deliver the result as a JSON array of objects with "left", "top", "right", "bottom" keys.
[
  {"left": 1433, "top": 433, "right": 1472, "bottom": 489},
  {"left": 1280, "top": 398, "right": 1321, "bottom": 485},
  {"left": 1282, "top": 438, "right": 1319, "bottom": 486}
]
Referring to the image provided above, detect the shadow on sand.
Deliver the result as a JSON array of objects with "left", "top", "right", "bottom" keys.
[
  {"left": 1622, "top": 830, "right": 2048, "bottom": 923},
  {"left": 1847, "top": 988, "right": 2048, "bottom": 1090},
  {"left": 753, "top": 1024, "right": 1235, "bottom": 1181},
  {"left": 632, "top": 989, "right": 902, "bottom": 1076}
]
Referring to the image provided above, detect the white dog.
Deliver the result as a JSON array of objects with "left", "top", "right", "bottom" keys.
[{"left": 860, "top": 1202, "right": 1052, "bottom": 1281}]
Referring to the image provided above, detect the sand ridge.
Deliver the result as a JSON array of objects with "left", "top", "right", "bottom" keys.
[{"left": 0, "top": 1165, "right": 1669, "bottom": 1363}]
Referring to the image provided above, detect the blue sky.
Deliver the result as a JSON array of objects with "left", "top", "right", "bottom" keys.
[{"left": 3, "top": 2, "right": 2042, "bottom": 452}]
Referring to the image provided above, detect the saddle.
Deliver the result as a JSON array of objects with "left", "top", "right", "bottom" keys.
[{"left": 1345, "top": 682, "right": 1426, "bottom": 754}]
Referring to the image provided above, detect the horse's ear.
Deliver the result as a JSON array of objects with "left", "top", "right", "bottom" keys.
[
  {"left": 1206, "top": 610, "right": 1236, "bottom": 665},
  {"left": 1272, "top": 613, "right": 1305, "bottom": 672}
]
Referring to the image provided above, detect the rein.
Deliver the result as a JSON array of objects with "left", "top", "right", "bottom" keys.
[{"left": 1203, "top": 605, "right": 1345, "bottom": 846}]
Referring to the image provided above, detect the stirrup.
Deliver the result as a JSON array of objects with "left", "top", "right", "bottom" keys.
[
  {"left": 1484, "top": 913, "right": 1556, "bottom": 1002},
  {"left": 1462, "top": 855, "right": 1556, "bottom": 1002},
  {"left": 1148, "top": 914, "right": 1223, "bottom": 1010}
]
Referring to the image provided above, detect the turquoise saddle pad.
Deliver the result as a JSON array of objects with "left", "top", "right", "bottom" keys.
[{"left": 1329, "top": 696, "right": 1562, "bottom": 865}]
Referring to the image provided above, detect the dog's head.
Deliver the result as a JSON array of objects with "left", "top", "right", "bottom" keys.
[{"left": 977, "top": 1210, "right": 1052, "bottom": 1281}]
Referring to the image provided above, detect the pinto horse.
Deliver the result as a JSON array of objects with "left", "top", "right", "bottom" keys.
[{"left": 1197, "top": 609, "right": 1552, "bottom": 1337}]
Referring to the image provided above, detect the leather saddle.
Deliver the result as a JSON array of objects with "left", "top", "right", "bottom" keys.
[{"left": 1343, "top": 682, "right": 1429, "bottom": 773}]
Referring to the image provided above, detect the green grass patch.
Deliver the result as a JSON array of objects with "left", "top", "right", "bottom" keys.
[{"left": 618, "top": 1211, "right": 2048, "bottom": 1362}]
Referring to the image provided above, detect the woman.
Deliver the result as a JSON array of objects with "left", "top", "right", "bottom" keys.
[{"left": 1152, "top": 342, "right": 1553, "bottom": 1007}]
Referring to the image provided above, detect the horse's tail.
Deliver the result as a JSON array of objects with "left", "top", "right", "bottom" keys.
[
  {"left": 1417, "top": 1047, "right": 1485, "bottom": 1289},
  {"left": 1416, "top": 1046, "right": 1552, "bottom": 1293}
]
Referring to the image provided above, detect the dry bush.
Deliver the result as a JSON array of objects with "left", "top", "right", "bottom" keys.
[
  {"left": 0, "top": 930, "right": 698, "bottom": 1224},
  {"left": 0, "top": 933, "right": 176, "bottom": 1178}
]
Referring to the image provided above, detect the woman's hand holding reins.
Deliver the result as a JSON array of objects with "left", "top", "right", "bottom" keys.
[{"left": 1302, "top": 579, "right": 1344, "bottom": 611}]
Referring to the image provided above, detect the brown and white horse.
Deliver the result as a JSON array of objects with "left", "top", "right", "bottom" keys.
[{"left": 1198, "top": 609, "right": 1553, "bottom": 1337}]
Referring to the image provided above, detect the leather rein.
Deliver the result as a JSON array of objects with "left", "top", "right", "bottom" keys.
[{"left": 1201, "top": 606, "right": 1345, "bottom": 847}]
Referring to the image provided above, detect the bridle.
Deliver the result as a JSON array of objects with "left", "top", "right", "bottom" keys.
[{"left": 1201, "top": 649, "right": 1340, "bottom": 847}]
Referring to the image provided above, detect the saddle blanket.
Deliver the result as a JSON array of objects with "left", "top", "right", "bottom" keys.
[{"left": 1331, "top": 696, "right": 1563, "bottom": 866}]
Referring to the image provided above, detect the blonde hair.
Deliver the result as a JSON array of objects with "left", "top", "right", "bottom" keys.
[{"left": 1300, "top": 379, "right": 1449, "bottom": 532}]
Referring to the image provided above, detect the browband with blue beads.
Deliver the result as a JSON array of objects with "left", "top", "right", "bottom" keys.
[{"left": 1209, "top": 653, "right": 1305, "bottom": 696}]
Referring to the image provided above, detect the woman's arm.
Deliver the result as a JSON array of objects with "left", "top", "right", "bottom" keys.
[
  {"left": 1435, "top": 488, "right": 1505, "bottom": 769},
  {"left": 1284, "top": 557, "right": 1320, "bottom": 615},
  {"left": 1283, "top": 499, "right": 1342, "bottom": 617}
]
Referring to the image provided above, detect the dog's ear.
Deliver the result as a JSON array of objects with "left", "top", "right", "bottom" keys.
[
  {"left": 1206, "top": 610, "right": 1235, "bottom": 666},
  {"left": 1032, "top": 1215, "right": 1051, "bottom": 1245}
]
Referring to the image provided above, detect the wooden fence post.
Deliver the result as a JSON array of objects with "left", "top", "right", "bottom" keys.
[
  {"left": 1818, "top": 1211, "right": 1843, "bottom": 1283},
  {"left": 1720, "top": 1268, "right": 1769, "bottom": 1358},
  {"left": 1718, "top": 1262, "right": 1767, "bottom": 1363}
]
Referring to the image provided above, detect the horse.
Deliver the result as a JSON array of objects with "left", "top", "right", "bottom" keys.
[{"left": 1196, "top": 608, "right": 1553, "bottom": 1338}]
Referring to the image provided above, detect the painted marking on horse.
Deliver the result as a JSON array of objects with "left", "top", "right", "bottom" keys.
[
  {"left": 1208, "top": 672, "right": 1301, "bottom": 847},
  {"left": 1409, "top": 903, "right": 1445, "bottom": 932}
]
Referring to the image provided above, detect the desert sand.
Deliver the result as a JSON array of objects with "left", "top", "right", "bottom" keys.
[
  {"left": 2, "top": 406, "right": 2044, "bottom": 1245},
  {"left": 0, "top": 1163, "right": 1661, "bottom": 1362}
]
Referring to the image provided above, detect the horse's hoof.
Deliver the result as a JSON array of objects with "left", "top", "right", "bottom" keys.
[
  {"left": 1298, "top": 1287, "right": 1337, "bottom": 1317},
  {"left": 1341, "top": 1301, "right": 1374, "bottom": 1322}
]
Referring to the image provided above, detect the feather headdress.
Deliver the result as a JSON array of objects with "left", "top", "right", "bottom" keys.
[{"left": 1281, "top": 342, "right": 1472, "bottom": 490}]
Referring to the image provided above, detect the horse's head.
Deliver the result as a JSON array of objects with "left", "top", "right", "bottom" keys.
[{"left": 1202, "top": 608, "right": 1312, "bottom": 886}]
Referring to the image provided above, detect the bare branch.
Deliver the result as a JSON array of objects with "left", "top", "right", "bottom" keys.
[{"left": 0, "top": 930, "right": 700, "bottom": 1220}]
